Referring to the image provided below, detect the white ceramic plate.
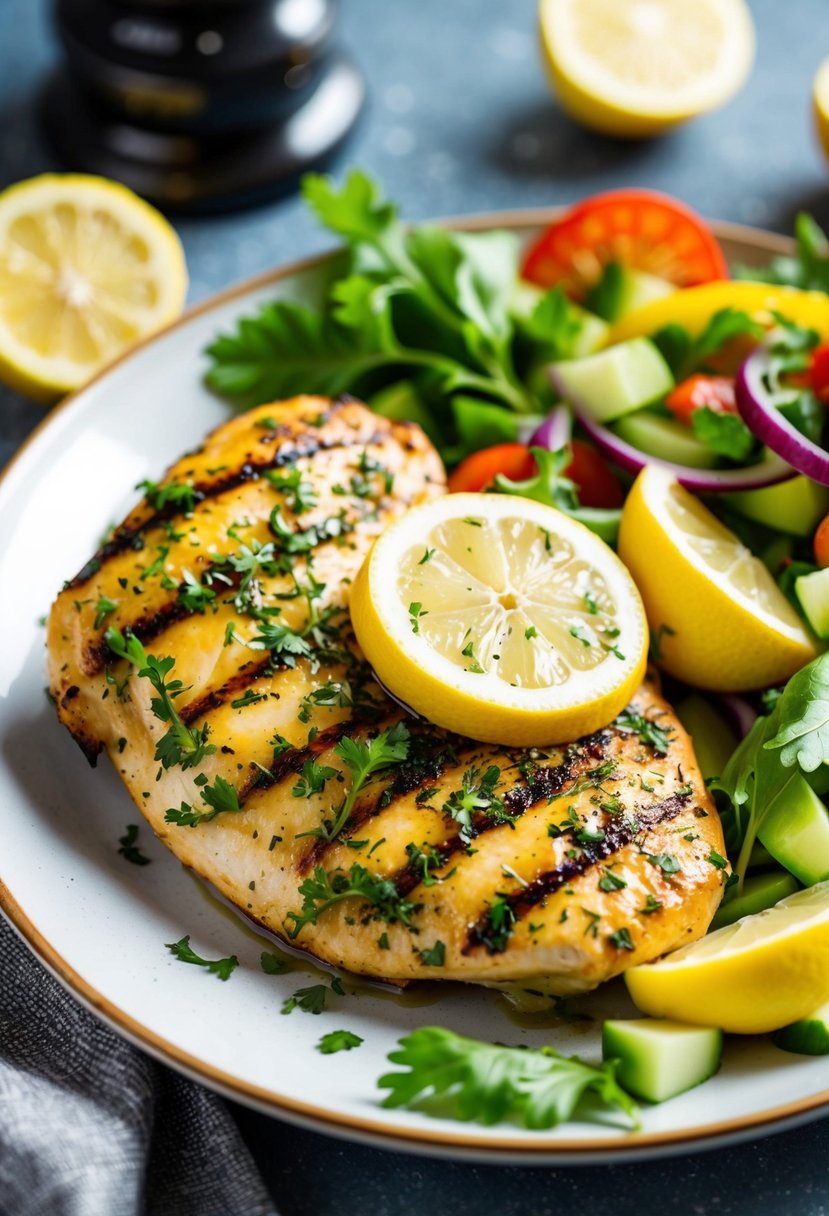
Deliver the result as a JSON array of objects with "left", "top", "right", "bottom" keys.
[{"left": 2, "top": 212, "right": 828, "bottom": 1164}]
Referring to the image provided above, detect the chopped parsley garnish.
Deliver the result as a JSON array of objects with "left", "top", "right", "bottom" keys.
[
  {"left": 260, "top": 951, "right": 292, "bottom": 975},
  {"left": 165, "top": 774, "right": 241, "bottom": 827},
  {"left": 166, "top": 935, "right": 238, "bottom": 980},
  {"left": 640, "top": 895, "right": 663, "bottom": 914},
  {"left": 286, "top": 862, "right": 420, "bottom": 939},
  {"left": 524, "top": 625, "right": 538, "bottom": 640},
  {"left": 266, "top": 467, "right": 318, "bottom": 513},
  {"left": 300, "top": 723, "right": 410, "bottom": 843},
  {"left": 318, "top": 1030, "right": 363, "bottom": 1054},
  {"left": 475, "top": 893, "right": 516, "bottom": 953},
  {"left": 442, "top": 765, "right": 512, "bottom": 842},
  {"left": 137, "top": 478, "right": 199, "bottom": 516},
  {"left": 93, "top": 595, "right": 117, "bottom": 630},
  {"left": 614, "top": 709, "right": 672, "bottom": 756},
  {"left": 598, "top": 868, "right": 626, "bottom": 892},
  {"left": 418, "top": 548, "right": 435, "bottom": 565},
  {"left": 419, "top": 941, "right": 446, "bottom": 966},
  {"left": 708, "top": 850, "right": 728, "bottom": 870},
  {"left": 281, "top": 984, "right": 329, "bottom": 1015},
  {"left": 117, "top": 824, "right": 151, "bottom": 866},
  {"left": 105, "top": 628, "right": 215, "bottom": 771},
  {"left": 177, "top": 569, "right": 217, "bottom": 615},
  {"left": 648, "top": 852, "right": 681, "bottom": 876},
  {"left": 608, "top": 927, "right": 635, "bottom": 951},
  {"left": 292, "top": 759, "right": 338, "bottom": 799},
  {"left": 409, "top": 601, "right": 427, "bottom": 634}
]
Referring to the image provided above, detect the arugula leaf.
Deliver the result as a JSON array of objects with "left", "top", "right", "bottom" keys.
[
  {"left": 691, "top": 408, "right": 758, "bottom": 462},
  {"left": 764, "top": 656, "right": 829, "bottom": 771},
  {"left": 378, "top": 1027, "right": 639, "bottom": 1130},
  {"left": 166, "top": 935, "right": 238, "bottom": 981},
  {"left": 318, "top": 1029, "right": 364, "bottom": 1054},
  {"left": 736, "top": 213, "right": 829, "bottom": 292}
]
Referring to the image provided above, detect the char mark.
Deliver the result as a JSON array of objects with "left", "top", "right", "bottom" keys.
[
  {"left": 463, "top": 789, "right": 693, "bottom": 954},
  {"left": 178, "top": 658, "right": 283, "bottom": 726},
  {"left": 67, "top": 425, "right": 377, "bottom": 590}
]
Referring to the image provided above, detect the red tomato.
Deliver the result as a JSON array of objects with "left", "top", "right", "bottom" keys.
[
  {"left": 565, "top": 439, "right": 624, "bottom": 508},
  {"left": 815, "top": 514, "right": 829, "bottom": 568},
  {"left": 447, "top": 440, "right": 623, "bottom": 509},
  {"left": 447, "top": 443, "right": 535, "bottom": 492},
  {"left": 811, "top": 343, "right": 829, "bottom": 403},
  {"left": 665, "top": 374, "right": 737, "bottom": 426},
  {"left": 520, "top": 190, "right": 728, "bottom": 300}
]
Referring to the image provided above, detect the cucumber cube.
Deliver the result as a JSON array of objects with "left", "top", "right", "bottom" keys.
[
  {"left": 550, "top": 338, "right": 674, "bottom": 423},
  {"left": 774, "top": 1002, "right": 829, "bottom": 1055},
  {"left": 795, "top": 568, "right": 829, "bottom": 639},
  {"left": 730, "top": 476, "right": 829, "bottom": 538},
  {"left": 614, "top": 412, "right": 717, "bottom": 469},
  {"left": 602, "top": 1018, "right": 723, "bottom": 1103},
  {"left": 710, "top": 870, "right": 800, "bottom": 931},
  {"left": 758, "top": 772, "right": 829, "bottom": 885}
]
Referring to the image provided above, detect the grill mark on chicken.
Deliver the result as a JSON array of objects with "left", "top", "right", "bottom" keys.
[
  {"left": 178, "top": 658, "right": 284, "bottom": 725},
  {"left": 463, "top": 789, "right": 694, "bottom": 954},
  {"left": 68, "top": 426, "right": 383, "bottom": 590}
]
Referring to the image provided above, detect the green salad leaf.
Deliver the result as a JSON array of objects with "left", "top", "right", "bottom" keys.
[
  {"left": 378, "top": 1027, "right": 639, "bottom": 1130},
  {"left": 652, "top": 307, "right": 763, "bottom": 381},
  {"left": 205, "top": 170, "right": 589, "bottom": 458},
  {"left": 494, "top": 446, "right": 621, "bottom": 544},
  {"left": 735, "top": 213, "right": 829, "bottom": 293}
]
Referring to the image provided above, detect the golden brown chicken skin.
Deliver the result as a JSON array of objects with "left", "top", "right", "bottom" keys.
[{"left": 47, "top": 395, "right": 727, "bottom": 994}]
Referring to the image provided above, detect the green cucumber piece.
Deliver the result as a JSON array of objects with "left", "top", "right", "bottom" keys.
[
  {"left": 551, "top": 338, "right": 674, "bottom": 423},
  {"left": 758, "top": 772, "right": 829, "bottom": 885},
  {"left": 795, "top": 568, "right": 829, "bottom": 639},
  {"left": 774, "top": 1002, "right": 829, "bottom": 1055},
  {"left": 730, "top": 477, "right": 829, "bottom": 538},
  {"left": 585, "top": 263, "right": 675, "bottom": 322},
  {"left": 709, "top": 870, "right": 800, "bottom": 930},
  {"left": 602, "top": 1018, "right": 722, "bottom": 1103},
  {"left": 614, "top": 412, "right": 716, "bottom": 469},
  {"left": 509, "top": 282, "right": 609, "bottom": 356},
  {"left": 674, "top": 694, "right": 739, "bottom": 783}
]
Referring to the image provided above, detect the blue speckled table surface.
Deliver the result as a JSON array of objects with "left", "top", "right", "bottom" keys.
[{"left": 3, "top": 1, "right": 829, "bottom": 1212}]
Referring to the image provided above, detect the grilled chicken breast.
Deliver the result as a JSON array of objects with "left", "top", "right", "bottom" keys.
[{"left": 48, "top": 395, "right": 727, "bottom": 994}]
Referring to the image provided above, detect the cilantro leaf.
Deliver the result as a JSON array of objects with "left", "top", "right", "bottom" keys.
[
  {"left": 378, "top": 1027, "right": 639, "bottom": 1130},
  {"left": 318, "top": 1029, "right": 364, "bottom": 1054},
  {"left": 166, "top": 935, "right": 238, "bottom": 981}
]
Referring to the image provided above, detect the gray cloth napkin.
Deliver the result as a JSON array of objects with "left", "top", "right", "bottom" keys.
[{"left": 0, "top": 915, "right": 277, "bottom": 1216}]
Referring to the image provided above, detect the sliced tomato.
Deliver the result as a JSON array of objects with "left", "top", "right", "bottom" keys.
[
  {"left": 521, "top": 190, "right": 728, "bottom": 301},
  {"left": 447, "top": 443, "right": 535, "bottom": 493},
  {"left": 565, "top": 439, "right": 624, "bottom": 508},
  {"left": 665, "top": 374, "right": 737, "bottom": 426},
  {"left": 811, "top": 343, "right": 829, "bottom": 403},
  {"left": 815, "top": 514, "right": 829, "bottom": 568}
]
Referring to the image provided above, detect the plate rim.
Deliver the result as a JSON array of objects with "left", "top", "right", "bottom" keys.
[{"left": 3, "top": 207, "right": 824, "bottom": 1161}]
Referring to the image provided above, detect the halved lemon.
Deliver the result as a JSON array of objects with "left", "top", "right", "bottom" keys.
[
  {"left": 618, "top": 466, "right": 816, "bottom": 691},
  {"left": 0, "top": 174, "right": 187, "bottom": 403},
  {"left": 815, "top": 56, "right": 829, "bottom": 166},
  {"left": 626, "top": 881, "right": 829, "bottom": 1034},
  {"left": 349, "top": 493, "right": 648, "bottom": 746},
  {"left": 539, "top": 0, "right": 755, "bottom": 139}
]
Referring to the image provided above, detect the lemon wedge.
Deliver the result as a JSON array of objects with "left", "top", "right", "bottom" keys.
[
  {"left": 0, "top": 174, "right": 187, "bottom": 403},
  {"left": 349, "top": 492, "right": 648, "bottom": 746},
  {"left": 814, "top": 56, "right": 829, "bottom": 166},
  {"left": 626, "top": 882, "right": 829, "bottom": 1034},
  {"left": 618, "top": 466, "right": 816, "bottom": 692},
  {"left": 539, "top": 0, "right": 755, "bottom": 139}
]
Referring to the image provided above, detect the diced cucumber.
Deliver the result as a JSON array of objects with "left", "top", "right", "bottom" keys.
[
  {"left": 551, "top": 338, "right": 674, "bottom": 423},
  {"left": 709, "top": 870, "right": 800, "bottom": 930},
  {"left": 730, "top": 477, "right": 829, "bottom": 538},
  {"left": 615, "top": 412, "right": 717, "bottom": 469},
  {"left": 674, "top": 694, "right": 739, "bottom": 783},
  {"left": 509, "top": 281, "right": 609, "bottom": 355},
  {"left": 774, "top": 1002, "right": 829, "bottom": 1055},
  {"left": 795, "top": 568, "right": 829, "bottom": 639},
  {"left": 602, "top": 1018, "right": 722, "bottom": 1103},
  {"left": 758, "top": 772, "right": 829, "bottom": 885}
]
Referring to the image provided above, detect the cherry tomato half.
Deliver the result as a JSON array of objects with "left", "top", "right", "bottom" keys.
[
  {"left": 521, "top": 190, "right": 728, "bottom": 301},
  {"left": 447, "top": 440, "right": 623, "bottom": 509},
  {"left": 814, "top": 514, "right": 829, "bottom": 568},
  {"left": 665, "top": 374, "right": 737, "bottom": 426}
]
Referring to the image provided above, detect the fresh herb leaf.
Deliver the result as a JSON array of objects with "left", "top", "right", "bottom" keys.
[
  {"left": 613, "top": 709, "right": 672, "bottom": 756},
  {"left": 494, "top": 446, "right": 621, "bottom": 545},
  {"left": 166, "top": 935, "right": 238, "bottom": 981},
  {"left": 419, "top": 941, "right": 446, "bottom": 966},
  {"left": 260, "top": 951, "right": 292, "bottom": 975},
  {"left": 292, "top": 759, "right": 338, "bottom": 799},
  {"left": 117, "top": 824, "right": 151, "bottom": 866},
  {"left": 285, "top": 862, "right": 420, "bottom": 939},
  {"left": 378, "top": 1027, "right": 639, "bottom": 1130},
  {"left": 653, "top": 308, "right": 763, "bottom": 380},
  {"left": 691, "top": 408, "right": 758, "bottom": 462},
  {"left": 165, "top": 775, "right": 241, "bottom": 827},
  {"left": 736, "top": 213, "right": 829, "bottom": 293},
  {"left": 282, "top": 984, "right": 329, "bottom": 1015},
  {"left": 318, "top": 1030, "right": 364, "bottom": 1054},
  {"left": 442, "top": 765, "right": 512, "bottom": 842}
]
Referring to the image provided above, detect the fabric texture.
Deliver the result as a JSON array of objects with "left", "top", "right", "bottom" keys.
[{"left": 0, "top": 916, "right": 276, "bottom": 1216}]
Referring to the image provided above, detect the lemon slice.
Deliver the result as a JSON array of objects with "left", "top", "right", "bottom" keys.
[
  {"left": 626, "top": 881, "right": 829, "bottom": 1033},
  {"left": 0, "top": 174, "right": 187, "bottom": 403},
  {"left": 814, "top": 56, "right": 829, "bottom": 166},
  {"left": 539, "top": 0, "right": 755, "bottom": 139},
  {"left": 618, "top": 466, "right": 816, "bottom": 692},
  {"left": 349, "top": 492, "right": 648, "bottom": 746}
]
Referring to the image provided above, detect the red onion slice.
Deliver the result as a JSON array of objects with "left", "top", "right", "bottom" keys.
[
  {"left": 529, "top": 404, "right": 572, "bottom": 452},
  {"left": 735, "top": 346, "right": 829, "bottom": 487},
  {"left": 571, "top": 402, "right": 796, "bottom": 493}
]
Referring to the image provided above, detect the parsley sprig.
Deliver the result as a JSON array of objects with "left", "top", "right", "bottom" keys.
[
  {"left": 442, "top": 765, "right": 513, "bottom": 843},
  {"left": 105, "top": 627, "right": 215, "bottom": 770},
  {"left": 165, "top": 774, "right": 241, "bottom": 828},
  {"left": 285, "top": 862, "right": 420, "bottom": 939},
  {"left": 379, "top": 1027, "right": 639, "bottom": 1130},
  {"left": 166, "top": 935, "right": 238, "bottom": 981},
  {"left": 299, "top": 723, "right": 410, "bottom": 842}
]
